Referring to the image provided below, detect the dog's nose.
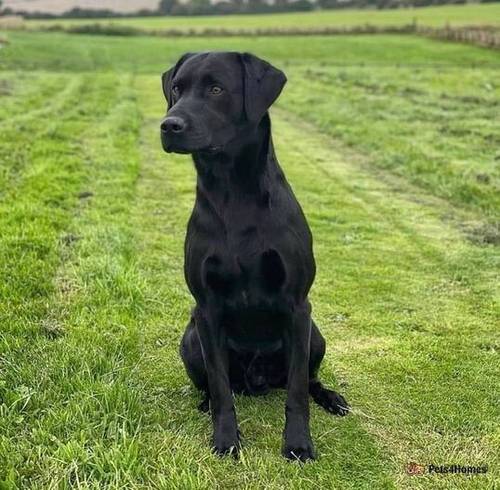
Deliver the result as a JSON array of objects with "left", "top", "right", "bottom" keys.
[{"left": 161, "top": 116, "right": 186, "bottom": 134}]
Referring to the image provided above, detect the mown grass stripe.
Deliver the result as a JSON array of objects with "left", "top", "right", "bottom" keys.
[
  {"left": 0, "top": 73, "right": 125, "bottom": 200},
  {"left": 124, "top": 75, "right": 397, "bottom": 490},
  {"left": 278, "top": 64, "right": 500, "bottom": 219},
  {"left": 27, "top": 77, "right": 147, "bottom": 488},
  {"left": 0, "top": 72, "right": 70, "bottom": 124},
  {"left": 274, "top": 107, "right": 498, "bottom": 324},
  {"left": 1, "top": 74, "right": 93, "bottom": 326},
  {"left": 0, "top": 73, "right": 147, "bottom": 488}
]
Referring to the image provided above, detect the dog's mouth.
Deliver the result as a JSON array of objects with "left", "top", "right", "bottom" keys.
[
  {"left": 164, "top": 144, "right": 191, "bottom": 155},
  {"left": 162, "top": 139, "right": 223, "bottom": 155},
  {"left": 161, "top": 129, "right": 222, "bottom": 155},
  {"left": 164, "top": 144, "right": 222, "bottom": 155}
]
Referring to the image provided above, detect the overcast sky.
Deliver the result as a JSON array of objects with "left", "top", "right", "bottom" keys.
[{"left": 3, "top": 0, "right": 160, "bottom": 14}]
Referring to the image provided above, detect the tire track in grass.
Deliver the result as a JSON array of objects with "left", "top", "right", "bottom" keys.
[
  {"left": 129, "top": 75, "right": 396, "bottom": 490},
  {"left": 0, "top": 71, "right": 71, "bottom": 127},
  {"left": 273, "top": 108, "right": 499, "bottom": 489},
  {"left": 278, "top": 64, "right": 500, "bottom": 219},
  {"left": 0, "top": 76, "right": 78, "bottom": 199},
  {"left": 0, "top": 71, "right": 110, "bottom": 485},
  {"left": 0, "top": 72, "right": 124, "bottom": 332},
  {"left": 25, "top": 76, "right": 148, "bottom": 489},
  {"left": 0, "top": 73, "right": 97, "bottom": 336}
]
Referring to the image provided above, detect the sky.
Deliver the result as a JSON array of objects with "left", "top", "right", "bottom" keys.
[{"left": 3, "top": 0, "right": 160, "bottom": 14}]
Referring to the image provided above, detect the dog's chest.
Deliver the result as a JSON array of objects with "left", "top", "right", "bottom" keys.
[{"left": 191, "top": 211, "right": 289, "bottom": 308}]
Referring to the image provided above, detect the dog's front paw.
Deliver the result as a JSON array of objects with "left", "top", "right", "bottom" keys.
[
  {"left": 212, "top": 431, "right": 240, "bottom": 458},
  {"left": 212, "top": 419, "right": 241, "bottom": 458},
  {"left": 282, "top": 424, "right": 315, "bottom": 462},
  {"left": 282, "top": 436, "right": 316, "bottom": 462}
]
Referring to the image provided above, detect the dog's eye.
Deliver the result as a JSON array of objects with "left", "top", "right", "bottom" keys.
[
  {"left": 209, "top": 85, "right": 223, "bottom": 95},
  {"left": 172, "top": 85, "right": 180, "bottom": 97}
]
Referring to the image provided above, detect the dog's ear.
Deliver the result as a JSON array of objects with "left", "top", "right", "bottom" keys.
[
  {"left": 161, "top": 53, "right": 195, "bottom": 107},
  {"left": 240, "top": 53, "right": 287, "bottom": 123}
]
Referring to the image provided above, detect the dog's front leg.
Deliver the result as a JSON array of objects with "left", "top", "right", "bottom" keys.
[
  {"left": 282, "top": 301, "right": 315, "bottom": 461},
  {"left": 194, "top": 306, "right": 240, "bottom": 456}
]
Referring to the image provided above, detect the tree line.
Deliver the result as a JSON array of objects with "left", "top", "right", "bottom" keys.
[{"left": 1, "top": 0, "right": 497, "bottom": 19}]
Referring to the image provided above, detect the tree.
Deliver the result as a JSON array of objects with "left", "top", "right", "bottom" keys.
[
  {"left": 274, "top": 0, "right": 290, "bottom": 10},
  {"left": 246, "top": 0, "right": 270, "bottom": 13},
  {"left": 158, "top": 0, "right": 177, "bottom": 14}
]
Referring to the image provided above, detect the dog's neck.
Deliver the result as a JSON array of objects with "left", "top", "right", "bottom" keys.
[{"left": 192, "top": 114, "right": 277, "bottom": 199}]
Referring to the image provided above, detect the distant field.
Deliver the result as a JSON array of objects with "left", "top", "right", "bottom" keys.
[{"left": 25, "top": 4, "right": 500, "bottom": 32}]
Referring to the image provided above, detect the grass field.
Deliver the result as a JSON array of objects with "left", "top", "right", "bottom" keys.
[
  {"left": 0, "top": 28, "right": 499, "bottom": 489},
  {"left": 25, "top": 4, "right": 500, "bottom": 32}
]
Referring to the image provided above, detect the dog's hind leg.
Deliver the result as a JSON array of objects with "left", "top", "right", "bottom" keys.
[
  {"left": 309, "top": 320, "right": 349, "bottom": 416},
  {"left": 180, "top": 313, "right": 209, "bottom": 413}
]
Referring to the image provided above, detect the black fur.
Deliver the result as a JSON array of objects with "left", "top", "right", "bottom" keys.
[{"left": 161, "top": 52, "right": 348, "bottom": 461}]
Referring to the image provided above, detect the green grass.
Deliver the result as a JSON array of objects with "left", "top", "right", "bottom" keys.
[
  {"left": 25, "top": 4, "right": 500, "bottom": 32},
  {"left": 281, "top": 63, "right": 500, "bottom": 218},
  {"left": 2, "top": 31, "right": 499, "bottom": 216},
  {"left": 0, "top": 31, "right": 499, "bottom": 488}
]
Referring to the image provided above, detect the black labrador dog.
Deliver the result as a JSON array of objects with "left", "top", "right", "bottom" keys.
[{"left": 160, "top": 52, "right": 348, "bottom": 461}]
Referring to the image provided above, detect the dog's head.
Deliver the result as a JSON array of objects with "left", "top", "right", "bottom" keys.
[{"left": 160, "top": 52, "right": 286, "bottom": 154}]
